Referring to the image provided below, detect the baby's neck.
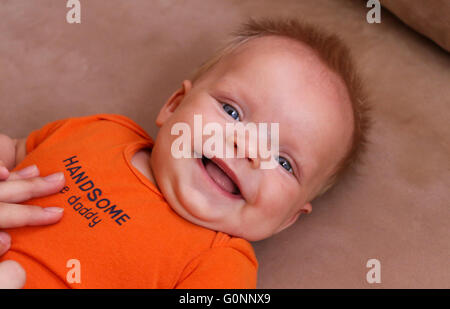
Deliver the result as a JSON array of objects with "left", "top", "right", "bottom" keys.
[{"left": 131, "top": 149, "right": 158, "bottom": 188}]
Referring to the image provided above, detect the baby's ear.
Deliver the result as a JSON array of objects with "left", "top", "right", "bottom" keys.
[
  {"left": 275, "top": 202, "right": 312, "bottom": 234},
  {"left": 300, "top": 202, "right": 312, "bottom": 215},
  {"left": 156, "top": 80, "right": 192, "bottom": 127}
]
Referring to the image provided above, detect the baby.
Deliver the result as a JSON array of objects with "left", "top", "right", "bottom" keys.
[{"left": 0, "top": 17, "right": 369, "bottom": 288}]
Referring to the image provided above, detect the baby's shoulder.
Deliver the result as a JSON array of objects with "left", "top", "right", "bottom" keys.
[{"left": 210, "top": 232, "right": 257, "bottom": 264}]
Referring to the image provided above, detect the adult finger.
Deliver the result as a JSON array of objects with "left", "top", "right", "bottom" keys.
[
  {"left": 0, "top": 232, "right": 11, "bottom": 256},
  {"left": 0, "top": 172, "right": 65, "bottom": 204},
  {"left": 0, "top": 203, "right": 64, "bottom": 229},
  {"left": 0, "top": 160, "right": 9, "bottom": 181},
  {"left": 0, "top": 260, "right": 26, "bottom": 289},
  {"left": 0, "top": 162, "right": 40, "bottom": 181},
  {"left": 6, "top": 164, "right": 40, "bottom": 181}
]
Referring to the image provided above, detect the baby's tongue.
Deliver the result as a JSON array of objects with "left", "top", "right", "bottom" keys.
[{"left": 204, "top": 160, "right": 237, "bottom": 194}]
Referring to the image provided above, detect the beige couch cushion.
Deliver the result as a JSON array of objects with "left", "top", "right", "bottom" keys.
[{"left": 382, "top": 0, "right": 450, "bottom": 52}]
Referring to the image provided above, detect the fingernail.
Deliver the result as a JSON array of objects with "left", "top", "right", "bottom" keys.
[
  {"left": 0, "top": 166, "right": 9, "bottom": 175},
  {"left": 17, "top": 164, "right": 38, "bottom": 177},
  {"left": 0, "top": 232, "right": 11, "bottom": 247},
  {"left": 44, "top": 207, "right": 64, "bottom": 213},
  {"left": 43, "top": 172, "right": 64, "bottom": 182}
]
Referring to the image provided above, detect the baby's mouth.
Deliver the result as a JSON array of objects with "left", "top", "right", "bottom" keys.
[{"left": 201, "top": 156, "right": 241, "bottom": 196}]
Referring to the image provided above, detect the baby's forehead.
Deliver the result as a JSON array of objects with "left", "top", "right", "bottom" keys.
[
  {"left": 206, "top": 38, "right": 346, "bottom": 109},
  {"left": 224, "top": 36, "right": 325, "bottom": 71},
  {"left": 209, "top": 36, "right": 339, "bottom": 93}
]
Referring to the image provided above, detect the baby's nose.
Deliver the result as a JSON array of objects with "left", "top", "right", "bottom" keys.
[
  {"left": 247, "top": 154, "right": 260, "bottom": 169},
  {"left": 226, "top": 131, "right": 261, "bottom": 169}
]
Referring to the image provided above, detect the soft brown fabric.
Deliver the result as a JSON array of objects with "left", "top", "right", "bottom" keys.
[
  {"left": 382, "top": 0, "right": 450, "bottom": 52},
  {"left": 1, "top": 0, "right": 449, "bottom": 288}
]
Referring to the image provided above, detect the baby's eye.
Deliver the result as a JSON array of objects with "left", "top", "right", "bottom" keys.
[
  {"left": 222, "top": 103, "right": 240, "bottom": 121},
  {"left": 276, "top": 156, "right": 293, "bottom": 174}
]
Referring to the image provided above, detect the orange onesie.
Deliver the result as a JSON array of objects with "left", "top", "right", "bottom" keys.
[{"left": 1, "top": 114, "right": 258, "bottom": 288}]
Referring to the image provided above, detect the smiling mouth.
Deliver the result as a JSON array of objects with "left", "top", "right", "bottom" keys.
[{"left": 201, "top": 156, "right": 241, "bottom": 196}]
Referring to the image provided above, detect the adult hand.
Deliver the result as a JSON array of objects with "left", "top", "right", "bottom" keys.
[{"left": 0, "top": 161, "right": 66, "bottom": 288}]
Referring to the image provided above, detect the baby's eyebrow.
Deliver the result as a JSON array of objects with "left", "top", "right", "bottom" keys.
[{"left": 215, "top": 79, "right": 256, "bottom": 107}]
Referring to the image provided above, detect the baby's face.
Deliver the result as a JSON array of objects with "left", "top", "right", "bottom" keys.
[{"left": 151, "top": 36, "right": 354, "bottom": 241}]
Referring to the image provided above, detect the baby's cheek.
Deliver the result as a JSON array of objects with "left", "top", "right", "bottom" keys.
[{"left": 258, "top": 179, "right": 297, "bottom": 217}]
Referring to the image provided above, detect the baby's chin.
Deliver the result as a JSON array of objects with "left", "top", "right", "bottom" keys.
[
  {"left": 166, "top": 187, "right": 274, "bottom": 241},
  {"left": 174, "top": 181, "right": 235, "bottom": 221},
  {"left": 161, "top": 179, "right": 242, "bottom": 231},
  {"left": 170, "top": 193, "right": 272, "bottom": 241}
]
